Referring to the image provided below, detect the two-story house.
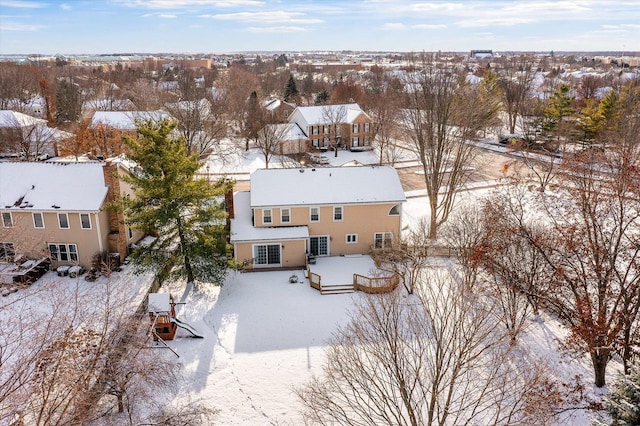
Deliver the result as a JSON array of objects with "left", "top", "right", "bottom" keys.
[
  {"left": 229, "top": 165, "right": 406, "bottom": 270},
  {"left": 0, "top": 160, "right": 144, "bottom": 270},
  {"left": 287, "top": 103, "right": 374, "bottom": 151}
]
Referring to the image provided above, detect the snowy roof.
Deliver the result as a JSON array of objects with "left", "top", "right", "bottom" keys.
[
  {"left": 230, "top": 191, "right": 309, "bottom": 243},
  {"left": 0, "top": 110, "right": 46, "bottom": 128},
  {"left": 266, "top": 122, "right": 307, "bottom": 141},
  {"left": 291, "top": 103, "right": 368, "bottom": 127},
  {"left": 250, "top": 166, "right": 406, "bottom": 208},
  {"left": 148, "top": 292, "right": 171, "bottom": 313},
  {"left": 0, "top": 162, "right": 108, "bottom": 212},
  {"left": 90, "top": 110, "right": 171, "bottom": 130}
]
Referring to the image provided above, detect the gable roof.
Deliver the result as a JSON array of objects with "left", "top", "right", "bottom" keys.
[
  {"left": 0, "top": 110, "right": 47, "bottom": 128},
  {"left": 90, "top": 110, "right": 171, "bottom": 130},
  {"left": 250, "top": 165, "right": 406, "bottom": 208},
  {"left": 0, "top": 162, "right": 108, "bottom": 212},
  {"left": 289, "top": 103, "right": 369, "bottom": 131}
]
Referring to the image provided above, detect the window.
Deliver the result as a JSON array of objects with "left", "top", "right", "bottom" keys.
[
  {"left": 364, "top": 123, "right": 370, "bottom": 132},
  {"left": 323, "top": 126, "right": 329, "bottom": 134},
  {"left": 310, "top": 207, "right": 319, "bottom": 222},
  {"left": 312, "top": 126, "right": 319, "bottom": 135},
  {"left": 309, "top": 236, "right": 329, "bottom": 256},
  {"left": 281, "top": 208, "right": 290, "bottom": 223},
  {"left": 0, "top": 242, "right": 15, "bottom": 263},
  {"left": 128, "top": 227, "right": 133, "bottom": 240},
  {"left": 33, "top": 212, "right": 44, "bottom": 229},
  {"left": 2, "top": 212, "right": 12, "bottom": 228},
  {"left": 312, "top": 139, "right": 319, "bottom": 147},
  {"left": 333, "top": 206, "right": 343, "bottom": 221},
  {"left": 389, "top": 205, "right": 401, "bottom": 216},
  {"left": 352, "top": 123, "right": 359, "bottom": 133},
  {"left": 262, "top": 209, "right": 272, "bottom": 224},
  {"left": 352, "top": 137, "right": 359, "bottom": 147},
  {"left": 80, "top": 213, "right": 91, "bottom": 229},
  {"left": 58, "top": 213, "right": 69, "bottom": 229},
  {"left": 374, "top": 232, "right": 393, "bottom": 249},
  {"left": 346, "top": 234, "right": 358, "bottom": 244},
  {"left": 253, "top": 244, "right": 281, "bottom": 266},
  {"left": 48, "top": 243, "right": 78, "bottom": 262}
]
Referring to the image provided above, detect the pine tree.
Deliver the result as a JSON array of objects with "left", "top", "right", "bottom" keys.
[
  {"left": 284, "top": 74, "right": 299, "bottom": 102},
  {"left": 121, "top": 119, "right": 233, "bottom": 286},
  {"left": 601, "top": 364, "right": 640, "bottom": 425}
]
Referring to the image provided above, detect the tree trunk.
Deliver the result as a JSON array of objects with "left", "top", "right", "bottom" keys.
[
  {"left": 176, "top": 216, "right": 195, "bottom": 284},
  {"left": 591, "top": 351, "right": 609, "bottom": 387}
]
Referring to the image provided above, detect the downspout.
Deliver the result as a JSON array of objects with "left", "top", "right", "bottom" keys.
[{"left": 95, "top": 212, "right": 104, "bottom": 254}]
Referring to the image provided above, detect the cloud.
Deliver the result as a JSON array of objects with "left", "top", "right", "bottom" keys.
[
  {"left": 381, "top": 22, "right": 407, "bottom": 30},
  {"left": 247, "top": 26, "right": 307, "bottom": 33},
  {"left": 201, "top": 10, "right": 322, "bottom": 24},
  {"left": 412, "top": 24, "right": 446, "bottom": 29},
  {"left": 0, "top": 0, "right": 46, "bottom": 8},
  {"left": 110, "top": 0, "right": 264, "bottom": 8},
  {"left": 0, "top": 22, "right": 42, "bottom": 31},
  {"left": 60, "top": 3, "right": 71, "bottom": 10}
]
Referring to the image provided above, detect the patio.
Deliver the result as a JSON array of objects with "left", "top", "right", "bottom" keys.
[{"left": 307, "top": 255, "right": 399, "bottom": 295}]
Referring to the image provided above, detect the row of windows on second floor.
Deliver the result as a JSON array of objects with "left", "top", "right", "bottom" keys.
[
  {"left": 252, "top": 204, "right": 401, "bottom": 227},
  {"left": 2, "top": 211, "right": 95, "bottom": 231},
  {"left": 309, "top": 123, "right": 371, "bottom": 136}
]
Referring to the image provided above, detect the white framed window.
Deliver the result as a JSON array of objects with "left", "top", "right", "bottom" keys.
[
  {"left": 2, "top": 212, "right": 12, "bottom": 228},
  {"left": 262, "top": 209, "right": 272, "bottom": 225},
  {"left": 323, "top": 126, "right": 329, "bottom": 134},
  {"left": 364, "top": 122, "right": 370, "bottom": 132},
  {"left": 0, "top": 242, "right": 15, "bottom": 262},
  {"left": 281, "top": 208, "right": 290, "bottom": 223},
  {"left": 352, "top": 137, "right": 359, "bottom": 147},
  {"left": 80, "top": 213, "right": 91, "bottom": 229},
  {"left": 346, "top": 234, "right": 358, "bottom": 244},
  {"left": 312, "top": 126, "right": 319, "bottom": 135},
  {"left": 48, "top": 243, "right": 78, "bottom": 262},
  {"left": 33, "top": 212, "right": 45, "bottom": 229},
  {"left": 374, "top": 232, "right": 393, "bottom": 249},
  {"left": 253, "top": 244, "right": 281, "bottom": 266},
  {"left": 352, "top": 123, "right": 359, "bottom": 133},
  {"left": 310, "top": 207, "right": 319, "bottom": 222},
  {"left": 309, "top": 236, "right": 329, "bottom": 256},
  {"left": 312, "top": 139, "right": 319, "bottom": 147},
  {"left": 389, "top": 205, "right": 401, "bottom": 216},
  {"left": 58, "top": 213, "right": 69, "bottom": 229},
  {"left": 333, "top": 206, "right": 343, "bottom": 221}
]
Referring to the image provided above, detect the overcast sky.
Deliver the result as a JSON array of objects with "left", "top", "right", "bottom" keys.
[{"left": 1, "top": 0, "right": 639, "bottom": 55}]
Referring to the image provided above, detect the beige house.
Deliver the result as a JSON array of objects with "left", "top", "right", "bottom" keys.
[
  {"left": 230, "top": 166, "right": 405, "bottom": 270},
  {"left": 287, "top": 103, "right": 374, "bottom": 151},
  {"left": 0, "top": 160, "right": 144, "bottom": 270}
]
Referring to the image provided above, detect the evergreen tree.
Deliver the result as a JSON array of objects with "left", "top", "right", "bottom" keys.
[
  {"left": 542, "top": 83, "right": 576, "bottom": 143},
  {"left": 283, "top": 74, "right": 299, "bottom": 102},
  {"left": 121, "top": 119, "right": 233, "bottom": 286},
  {"left": 600, "top": 364, "right": 640, "bottom": 425},
  {"left": 55, "top": 78, "right": 81, "bottom": 124},
  {"left": 314, "top": 89, "right": 329, "bottom": 105}
]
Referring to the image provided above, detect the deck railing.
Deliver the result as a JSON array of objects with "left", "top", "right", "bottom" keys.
[{"left": 353, "top": 273, "right": 399, "bottom": 294}]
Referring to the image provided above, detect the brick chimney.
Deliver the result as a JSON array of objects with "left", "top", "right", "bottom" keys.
[{"left": 225, "top": 189, "right": 234, "bottom": 228}]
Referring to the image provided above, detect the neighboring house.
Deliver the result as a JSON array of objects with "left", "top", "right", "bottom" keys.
[
  {"left": 263, "top": 98, "right": 296, "bottom": 123},
  {"left": 0, "top": 110, "right": 72, "bottom": 159},
  {"left": 287, "top": 103, "right": 374, "bottom": 151},
  {"left": 89, "top": 110, "right": 172, "bottom": 134},
  {"left": 0, "top": 160, "right": 144, "bottom": 270},
  {"left": 260, "top": 122, "right": 308, "bottom": 155},
  {"left": 230, "top": 165, "right": 405, "bottom": 270}
]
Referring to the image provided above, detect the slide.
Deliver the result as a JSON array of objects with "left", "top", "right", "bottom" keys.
[{"left": 170, "top": 317, "right": 204, "bottom": 338}]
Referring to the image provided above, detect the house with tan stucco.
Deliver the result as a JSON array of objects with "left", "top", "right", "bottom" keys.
[
  {"left": 229, "top": 165, "right": 405, "bottom": 270},
  {"left": 0, "top": 159, "right": 144, "bottom": 272}
]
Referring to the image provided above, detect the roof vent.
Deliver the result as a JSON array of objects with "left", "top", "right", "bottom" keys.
[
  {"left": 52, "top": 205, "right": 60, "bottom": 209},
  {"left": 299, "top": 169, "right": 304, "bottom": 173},
  {"left": 312, "top": 168, "right": 316, "bottom": 171}
]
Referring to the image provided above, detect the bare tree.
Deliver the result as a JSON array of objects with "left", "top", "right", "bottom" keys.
[
  {"left": 256, "top": 122, "right": 289, "bottom": 169},
  {"left": 321, "top": 104, "right": 347, "bottom": 157},
  {"left": 297, "top": 269, "right": 560, "bottom": 425},
  {"left": 402, "top": 57, "right": 483, "bottom": 239},
  {"left": 498, "top": 57, "right": 535, "bottom": 134}
]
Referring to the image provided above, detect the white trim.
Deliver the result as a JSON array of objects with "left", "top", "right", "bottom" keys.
[
  {"left": 79, "top": 213, "right": 92, "bottom": 230},
  {"left": 309, "top": 206, "right": 320, "bottom": 223},
  {"left": 33, "top": 212, "right": 45, "bottom": 229},
  {"left": 388, "top": 204, "right": 401, "bottom": 216},
  {"left": 309, "top": 235, "right": 330, "bottom": 256},
  {"left": 1, "top": 211, "right": 13, "bottom": 228},
  {"left": 333, "top": 206, "right": 343, "bottom": 222},
  {"left": 48, "top": 242, "right": 79, "bottom": 263},
  {"left": 262, "top": 208, "right": 272, "bottom": 225},
  {"left": 374, "top": 232, "right": 393, "bottom": 249},
  {"left": 346, "top": 233, "right": 358, "bottom": 244},
  {"left": 252, "top": 243, "right": 282, "bottom": 267},
  {"left": 58, "top": 212, "right": 70, "bottom": 229},
  {"left": 95, "top": 214, "right": 104, "bottom": 254},
  {"left": 281, "top": 208, "right": 291, "bottom": 224}
]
